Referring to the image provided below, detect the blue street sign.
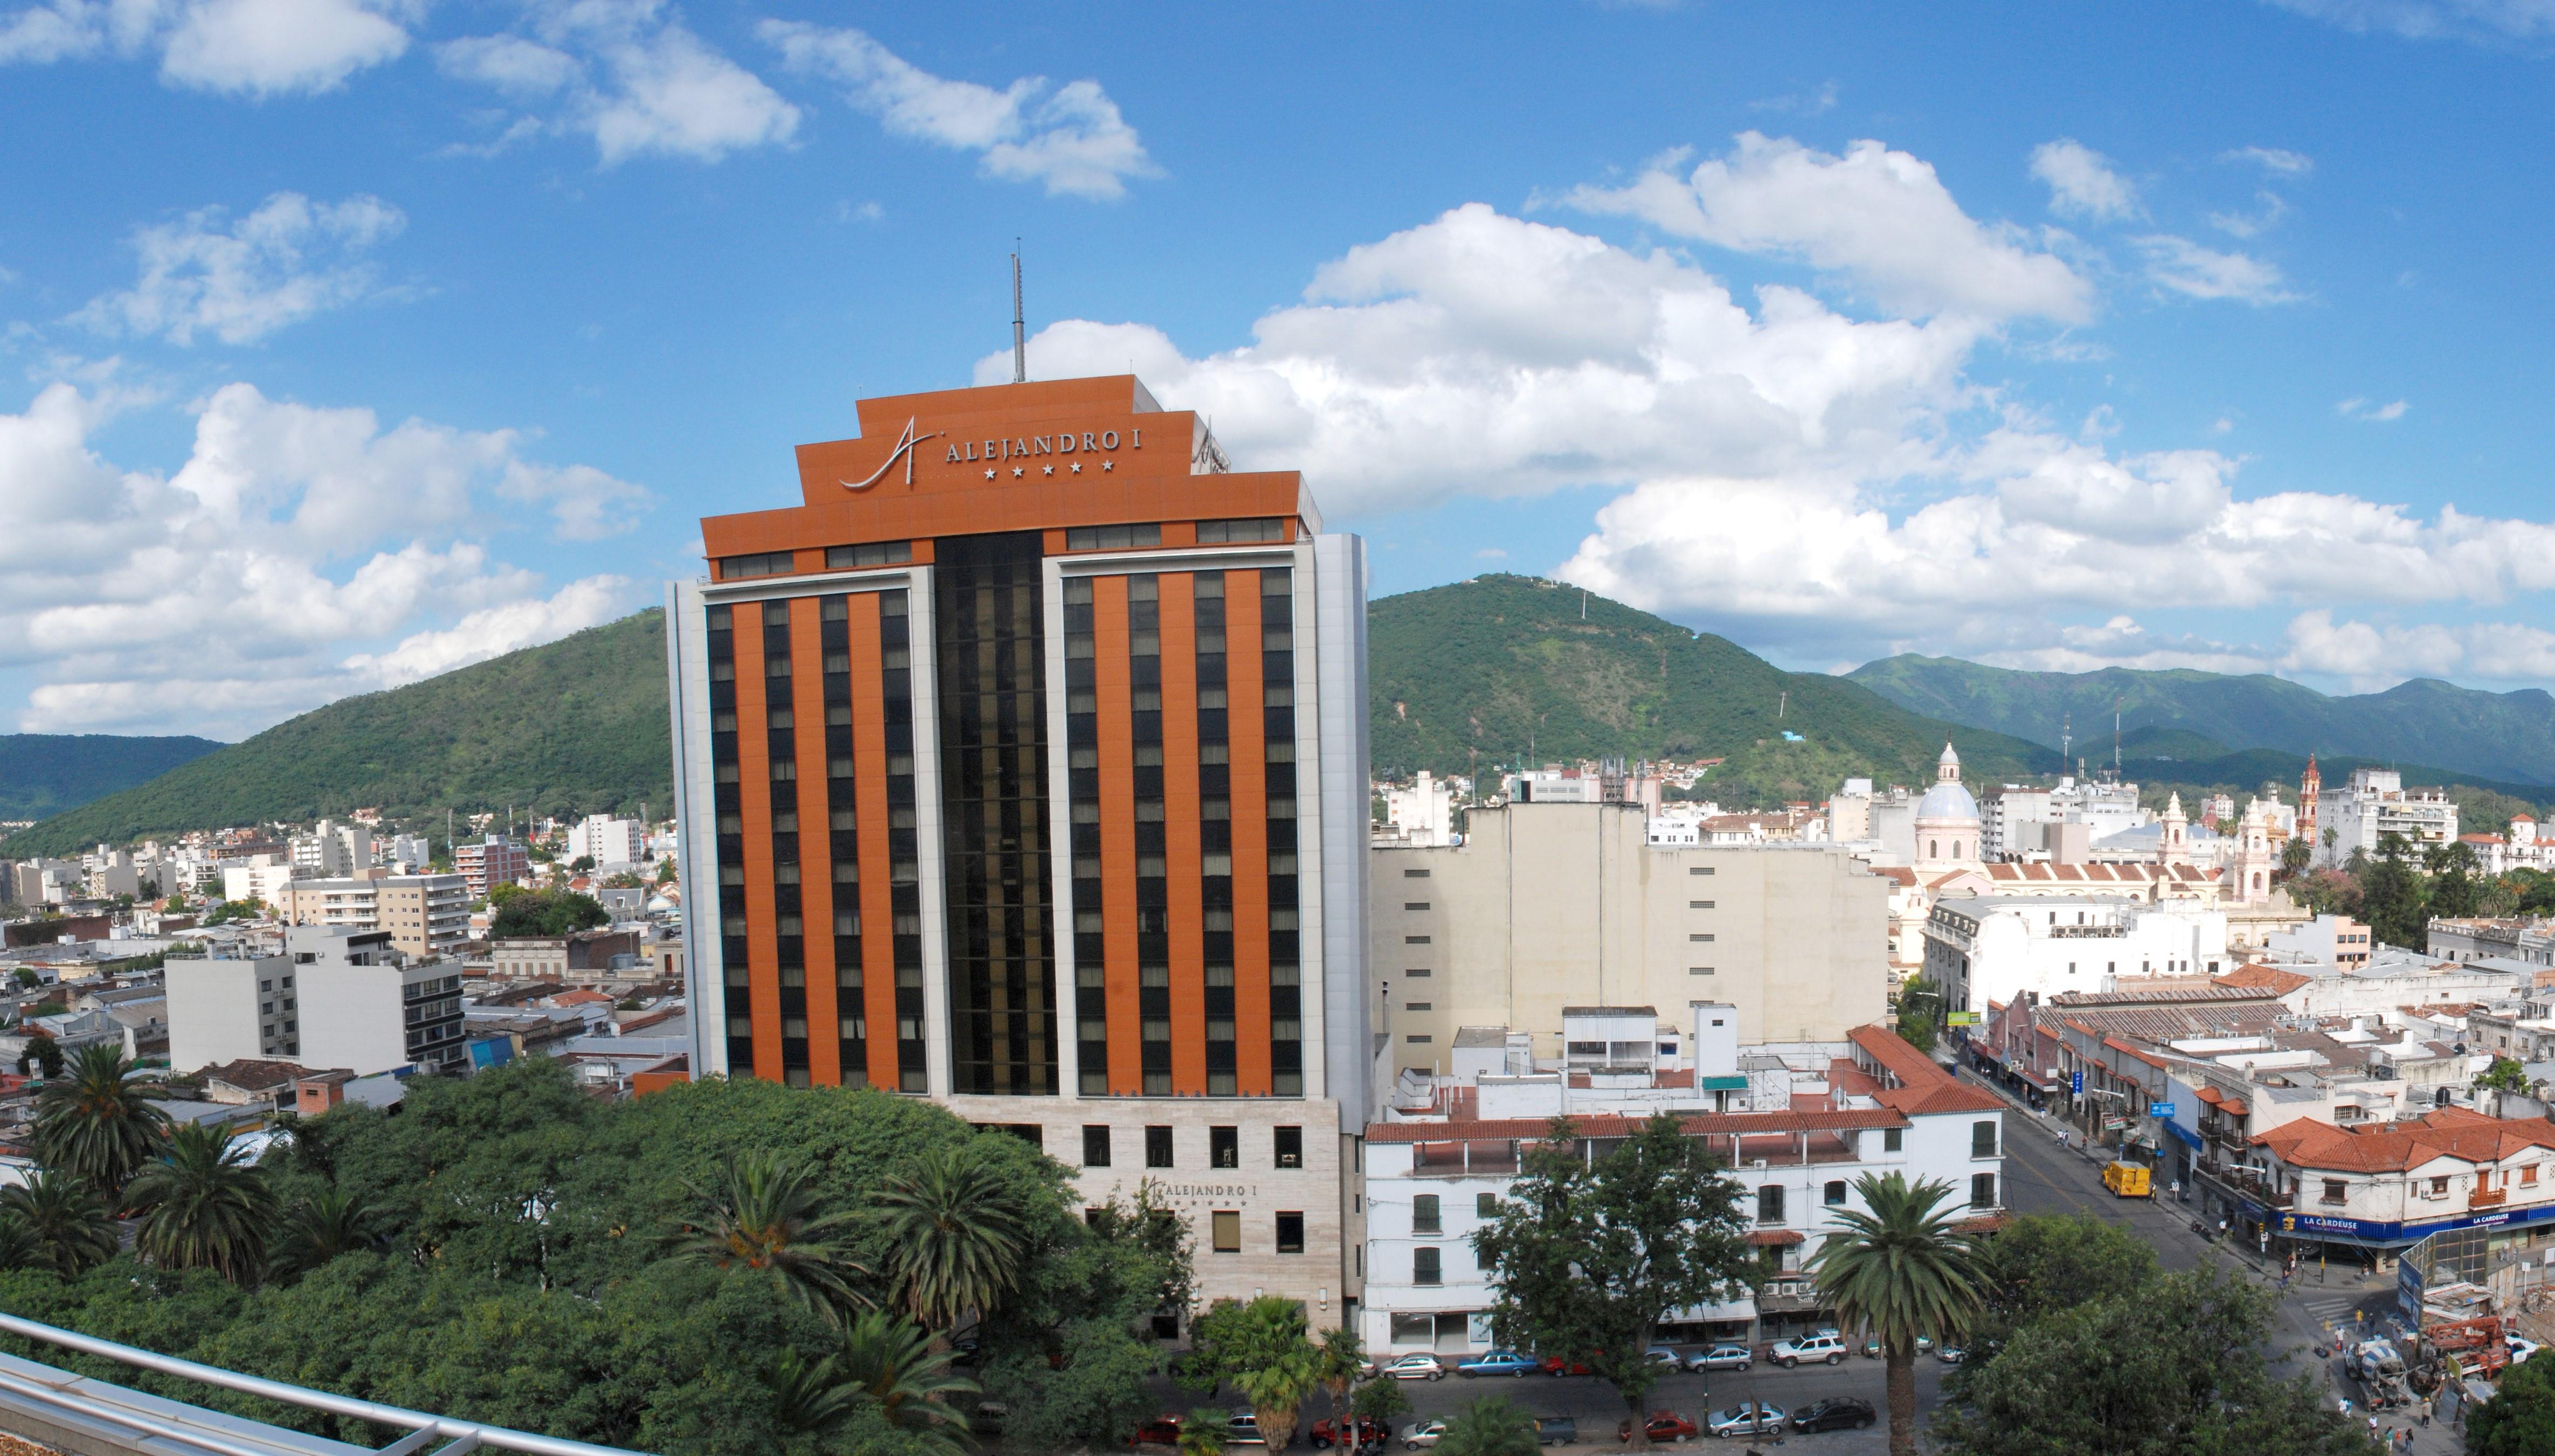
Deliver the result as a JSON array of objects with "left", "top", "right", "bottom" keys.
[
  {"left": 2071, "top": 1071, "right": 2084, "bottom": 1096},
  {"left": 2150, "top": 1103, "right": 2176, "bottom": 1118}
]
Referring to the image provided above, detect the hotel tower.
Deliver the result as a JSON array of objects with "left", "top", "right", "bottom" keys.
[{"left": 667, "top": 375, "right": 1371, "bottom": 1321}]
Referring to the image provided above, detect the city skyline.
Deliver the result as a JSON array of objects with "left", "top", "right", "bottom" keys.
[{"left": 7, "top": 2, "right": 2555, "bottom": 739}]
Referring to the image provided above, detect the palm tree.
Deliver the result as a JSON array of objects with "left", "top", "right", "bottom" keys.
[
  {"left": 868, "top": 1141, "right": 1029, "bottom": 1330},
  {"left": 1, "top": 1169, "right": 121, "bottom": 1278},
  {"left": 268, "top": 1184, "right": 389, "bottom": 1280},
  {"left": 1437, "top": 1396, "right": 1541, "bottom": 1456},
  {"left": 32, "top": 1042, "right": 170, "bottom": 1201},
  {"left": 127, "top": 1124, "right": 276, "bottom": 1284},
  {"left": 0, "top": 1211, "right": 40, "bottom": 1272},
  {"left": 764, "top": 1346, "right": 861, "bottom": 1439},
  {"left": 837, "top": 1307, "right": 980, "bottom": 1455},
  {"left": 1316, "top": 1325, "right": 1367, "bottom": 1417},
  {"left": 661, "top": 1150, "right": 868, "bottom": 1320},
  {"left": 1806, "top": 1172, "right": 1987, "bottom": 1456}
]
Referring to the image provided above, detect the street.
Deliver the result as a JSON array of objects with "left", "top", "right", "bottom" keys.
[{"left": 1375, "top": 1349, "right": 1949, "bottom": 1453}]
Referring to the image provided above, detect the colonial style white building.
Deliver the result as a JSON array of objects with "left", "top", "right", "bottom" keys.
[{"left": 2247, "top": 1108, "right": 2555, "bottom": 1257}]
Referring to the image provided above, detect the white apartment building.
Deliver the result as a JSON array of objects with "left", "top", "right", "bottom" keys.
[
  {"left": 1375, "top": 772, "right": 1458, "bottom": 849},
  {"left": 566, "top": 814, "right": 647, "bottom": 866},
  {"left": 219, "top": 857, "right": 303, "bottom": 909},
  {"left": 167, "top": 927, "right": 467, "bottom": 1076},
  {"left": 1981, "top": 778, "right": 2152, "bottom": 862},
  {"left": 282, "top": 873, "right": 471, "bottom": 959},
  {"left": 2317, "top": 769, "right": 2459, "bottom": 866},
  {"left": 1361, "top": 1014, "right": 2005, "bottom": 1351},
  {"left": 1372, "top": 801, "right": 1890, "bottom": 1063},
  {"left": 167, "top": 948, "right": 302, "bottom": 1067},
  {"left": 2269, "top": 913, "right": 2379, "bottom": 968},
  {"left": 1921, "top": 894, "right": 2230, "bottom": 1014},
  {"left": 2246, "top": 1108, "right": 2555, "bottom": 1256},
  {"left": 291, "top": 821, "right": 373, "bottom": 878}
]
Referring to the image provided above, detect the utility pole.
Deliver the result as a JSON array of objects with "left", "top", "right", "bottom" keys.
[{"left": 1010, "top": 247, "right": 1027, "bottom": 384}]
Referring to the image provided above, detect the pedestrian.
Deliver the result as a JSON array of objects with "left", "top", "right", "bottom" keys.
[
  {"left": 2369, "top": 1415, "right": 2380, "bottom": 1441},
  {"left": 2339, "top": 1397, "right": 2352, "bottom": 1418}
]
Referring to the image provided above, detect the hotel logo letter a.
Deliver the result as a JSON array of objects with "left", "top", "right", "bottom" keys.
[{"left": 840, "top": 416, "right": 945, "bottom": 491}]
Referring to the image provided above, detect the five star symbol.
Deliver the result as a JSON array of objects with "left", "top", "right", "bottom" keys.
[
  {"left": 1012, "top": 466, "right": 1024, "bottom": 477},
  {"left": 982, "top": 467, "right": 995, "bottom": 480},
  {"left": 1102, "top": 460, "right": 1114, "bottom": 472},
  {"left": 1070, "top": 462, "right": 1082, "bottom": 474},
  {"left": 1042, "top": 464, "right": 1054, "bottom": 476}
]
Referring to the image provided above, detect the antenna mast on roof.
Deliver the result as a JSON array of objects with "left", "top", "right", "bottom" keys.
[
  {"left": 1010, "top": 246, "right": 1027, "bottom": 385},
  {"left": 2062, "top": 711, "right": 2072, "bottom": 766}
]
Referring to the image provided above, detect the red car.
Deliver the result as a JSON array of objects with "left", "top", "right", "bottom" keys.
[
  {"left": 1131, "top": 1415, "right": 1183, "bottom": 1447},
  {"left": 1308, "top": 1416, "right": 1389, "bottom": 1449},
  {"left": 1540, "top": 1355, "right": 1595, "bottom": 1377},
  {"left": 1615, "top": 1411, "right": 1698, "bottom": 1444}
]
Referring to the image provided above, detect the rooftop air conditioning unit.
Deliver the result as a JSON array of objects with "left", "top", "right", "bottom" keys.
[{"left": 1750, "top": 1159, "right": 1769, "bottom": 1170}]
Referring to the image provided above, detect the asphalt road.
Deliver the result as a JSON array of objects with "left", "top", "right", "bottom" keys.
[{"left": 1379, "top": 1351, "right": 1945, "bottom": 1452}]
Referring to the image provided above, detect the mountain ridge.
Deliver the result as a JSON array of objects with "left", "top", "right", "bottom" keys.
[{"left": 0, "top": 734, "right": 226, "bottom": 823}]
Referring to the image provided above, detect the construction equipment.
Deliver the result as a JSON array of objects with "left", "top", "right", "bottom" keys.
[
  {"left": 2415, "top": 1315, "right": 2510, "bottom": 1387},
  {"left": 2344, "top": 1339, "right": 2414, "bottom": 1409},
  {"left": 2102, "top": 1161, "right": 2152, "bottom": 1198}
]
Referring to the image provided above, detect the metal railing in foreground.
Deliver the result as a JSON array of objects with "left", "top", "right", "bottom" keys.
[{"left": 0, "top": 1312, "right": 652, "bottom": 1456}]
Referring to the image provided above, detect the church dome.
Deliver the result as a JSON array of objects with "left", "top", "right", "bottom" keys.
[{"left": 1916, "top": 780, "right": 1981, "bottom": 822}]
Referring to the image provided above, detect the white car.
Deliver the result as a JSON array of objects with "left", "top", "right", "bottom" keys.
[
  {"left": 1936, "top": 1346, "right": 1966, "bottom": 1365},
  {"left": 1384, "top": 1353, "right": 1450, "bottom": 1381},
  {"left": 1768, "top": 1333, "right": 1850, "bottom": 1368},
  {"left": 1398, "top": 1417, "right": 1449, "bottom": 1450}
]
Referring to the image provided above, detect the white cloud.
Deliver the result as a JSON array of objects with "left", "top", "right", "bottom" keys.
[
  {"left": 2028, "top": 139, "right": 2139, "bottom": 221},
  {"left": 763, "top": 21, "right": 1155, "bottom": 198},
  {"left": 985, "top": 189, "right": 2555, "bottom": 683},
  {"left": 0, "top": 375, "right": 647, "bottom": 735},
  {"left": 2134, "top": 234, "right": 2302, "bottom": 304},
  {"left": 437, "top": 0, "right": 799, "bottom": 164},
  {"left": 0, "top": 0, "right": 410, "bottom": 94},
  {"left": 2337, "top": 396, "right": 2410, "bottom": 421},
  {"left": 2264, "top": 0, "right": 2555, "bottom": 41},
  {"left": 1565, "top": 131, "right": 2093, "bottom": 322},
  {"left": 75, "top": 191, "right": 404, "bottom": 345},
  {"left": 2207, "top": 191, "right": 2292, "bottom": 239},
  {"left": 2224, "top": 145, "right": 2315, "bottom": 176}
]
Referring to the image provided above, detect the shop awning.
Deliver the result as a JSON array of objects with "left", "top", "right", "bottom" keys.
[{"left": 1748, "top": 1230, "right": 1806, "bottom": 1246}]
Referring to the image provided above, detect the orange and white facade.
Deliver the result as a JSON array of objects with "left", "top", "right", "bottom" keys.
[{"left": 667, "top": 375, "right": 1372, "bottom": 1319}]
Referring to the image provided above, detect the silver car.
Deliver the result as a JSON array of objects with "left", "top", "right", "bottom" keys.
[
  {"left": 1684, "top": 1343, "right": 1753, "bottom": 1373},
  {"left": 1398, "top": 1416, "right": 1450, "bottom": 1450},
  {"left": 1384, "top": 1353, "right": 1450, "bottom": 1382},
  {"left": 1705, "top": 1402, "right": 1787, "bottom": 1439}
]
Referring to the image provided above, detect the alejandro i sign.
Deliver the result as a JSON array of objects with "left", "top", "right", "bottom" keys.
[{"left": 841, "top": 415, "right": 1149, "bottom": 492}]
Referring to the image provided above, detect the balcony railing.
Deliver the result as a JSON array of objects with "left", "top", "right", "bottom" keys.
[{"left": 2473, "top": 1188, "right": 2508, "bottom": 1208}]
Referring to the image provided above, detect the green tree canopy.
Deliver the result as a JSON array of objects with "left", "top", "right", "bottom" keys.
[
  {"left": 1473, "top": 1114, "right": 1754, "bottom": 1443},
  {"left": 1437, "top": 1396, "right": 1541, "bottom": 1456},
  {"left": 1806, "top": 1173, "right": 1988, "bottom": 1456},
  {"left": 33, "top": 1041, "right": 170, "bottom": 1199},
  {"left": 2468, "top": 1341, "right": 2555, "bottom": 1454},
  {"left": 1181, "top": 1295, "right": 1322, "bottom": 1451},
  {"left": 128, "top": 1124, "right": 276, "bottom": 1284},
  {"left": 2476, "top": 1056, "right": 2532, "bottom": 1094},
  {"left": 868, "top": 1139, "right": 1031, "bottom": 1330},
  {"left": 1962, "top": 1211, "right": 2157, "bottom": 1367},
  {"left": 488, "top": 886, "right": 610, "bottom": 937}
]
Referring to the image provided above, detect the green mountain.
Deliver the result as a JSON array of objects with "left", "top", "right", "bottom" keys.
[
  {"left": 1849, "top": 655, "right": 2555, "bottom": 788},
  {"left": 1370, "top": 576, "right": 2058, "bottom": 804},
  {"left": 0, "top": 734, "right": 224, "bottom": 822},
  {"left": 4, "top": 612, "right": 671, "bottom": 858}
]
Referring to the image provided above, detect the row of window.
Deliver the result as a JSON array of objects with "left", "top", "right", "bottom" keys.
[{"left": 1080, "top": 1123, "right": 1307, "bottom": 1169}]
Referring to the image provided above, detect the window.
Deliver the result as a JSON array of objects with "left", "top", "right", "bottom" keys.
[
  {"left": 1970, "top": 1173, "right": 1997, "bottom": 1209},
  {"left": 1275, "top": 1125, "right": 1303, "bottom": 1168},
  {"left": 1082, "top": 1126, "right": 1111, "bottom": 1167},
  {"left": 1211, "top": 1211, "right": 1241, "bottom": 1253},
  {"left": 1065, "top": 524, "right": 1162, "bottom": 551},
  {"left": 2526, "top": 1166, "right": 2541, "bottom": 1186},
  {"left": 1276, "top": 1211, "right": 1305, "bottom": 1253},
  {"left": 1404, "top": 967, "right": 1431, "bottom": 977},
  {"left": 1406, "top": 1034, "right": 1432, "bottom": 1043},
  {"left": 1196, "top": 517, "right": 1286, "bottom": 543},
  {"left": 1211, "top": 1126, "right": 1240, "bottom": 1169},
  {"left": 1405, "top": 934, "right": 1431, "bottom": 945},
  {"left": 1971, "top": 1120, "right": 1999, "bottom": 1158},
  {"left": 1689, "top": 865, "right": 1714, "bottom": 875},
  {"left": 1690, "top": 933, "right": 1715, "bottom": 944},
  {"left": 1688, "top": 966, "right": 1714, "bottom": 975},
  {"left": 1478, "top": 1192, "right": 1498, "bottom": 1219},
  {"left": 2321, "top": 1179, "right": 2349, "bottom": 1205},
  {"left": 1885, "top": 1127, "right": 1905, "bottom": 1153},
  {"left": 1413, "top": 1247, "right": 1442, "bottom": 1286},
  {"left": 1404, "top": 1002, "right": 1434, "bottom": 1013},
  {"left": 1757, "top": 1185, "right": 1785, "bottom": 1224},
  {"left": 1824, "top": 1181, "right": 1847, "bottom": 1206},
  {"left": 1146, "top": 1126, "right": 1175, "bottom": 1168},
  {"left": 1690, "top": 900, "right": 1715, "bottom": 909},
  {"left": 825, "top": 541, "right": 912, "bottom": 568},
  {"left": 1413, "top": 1194, "right": 1442, "bottom": 1234},
  {"left": 1404, "top": 868, "right": 1430, "bottom": 878},
  {"left": 720, "top": 551, "right": 793, "bottom": 578},
  {"left": 1404, "top": 902, "right": 1430, "bottom": 912}
]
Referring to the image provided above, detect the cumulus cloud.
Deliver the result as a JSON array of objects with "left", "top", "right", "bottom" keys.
[
  {"left": 763, "top": 21, "right": 1155, "bottom": 199},
  {"left": 982, "top": 187, "right": 2555, "bottom": 685},
  {"left": 0, "top": 0, "right": 410, "bottom": 94},
  {"left": 2134, "top": 234, "right": 2302, "bottom": 304},
  {"left": 2029, "top": 139, "right": 2139, "bottom": 221},
  {"left": 2263, "top": 0, "right": 2555, "bottom": 41},
  {"left": 1565, "top": 131, "right": 2093, "bottom": 322},
  {"left": 0, "top": 375, "right": 647, "bottom": 735},
  {"left": 437, "top": 0, "right": 799, "bottom": 164},
  {"left": 74, "top": 191, "right": 404, "bottom": 345},
  {"left": 2337, "top": 396, "right": 2409, "bottom": 421},
  {"left": 2224, "top": 145, "right": 2315, "bottom": 175}
]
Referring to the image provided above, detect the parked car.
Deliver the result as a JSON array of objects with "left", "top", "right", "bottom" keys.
[
  {"left": 1384, "top": 1353, "right": 1450, "bottom": 1381},
  {"left": 1790, "top": 1397, "right": 1877, "bottom": 1433},
  {"left": 1226, "top": 1413, "right": 1268, "bottom": 1446},
  {"left": 1310, "top": 1416, "right": 1389, "bottom": 1449},
  {"left": 1644, "top": 1346, "right": 1684, "bottom": 1368},
  {"left": 1615, "top": 1411, "right": 1699, "bottom": 1444},
  {"left": 1860, "top": 1333, "right": 1883, "bottom": 1360},
  {"left": 1768, "top": 1333, "right": 1850, "bottom": 1368},
  {"left": 1539, "top": 1355, "right": 1594, "bottom": 1377},
  {"left": 1703, "top": 1402, "right": 1786, "bottom": 1439},
  {"left": 1400, "top": 1416, "right": 1450, "bottom": 1450},
  {"left": 1458, "top": 1349, "right": 1541, "bottom": 1378},
  {"left": 2510, "top": 1336, "right": 2543, "bottom": 1366},
  {"left": 1531, "top": 1414, "right": 1577, "bottom": 1447},
  {"left": 1132, "top": 1415, "right": 1184, "bottom": 1448},
  {"left": 1936, "top": 1345, "right": 1967, "bottom": 1365},
  {"left": 1683, "top": 1343, "right": 1752, "bottom": 1373}
]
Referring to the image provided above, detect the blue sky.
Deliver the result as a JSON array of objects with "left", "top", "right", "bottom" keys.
[{"left": 5, "top": 0, "right": 2555, "bottom": 739}]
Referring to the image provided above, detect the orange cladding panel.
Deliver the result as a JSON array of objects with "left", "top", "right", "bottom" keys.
[
  {"left": 845, "top": 593, "right": 900, "bottom": 1090},
  {"left": 1158, "top": 574, "right": 1204, "bottom": 1094},
  {"left": 734, "top": 604, "right": 783, "bottom": 1082},
  {"left": 789, "top": 602, "right": 840, "bottom": 1087},
  {"left": 1226, "top": 580, "right": 1272, "bottom": 1092},
  {"left": 1092, "top": 577, "right": 1140, "bottom": 1094}
]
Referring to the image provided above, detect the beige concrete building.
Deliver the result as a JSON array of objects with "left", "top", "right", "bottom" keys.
[
  {"left": 283, "top": 872, "right": 470, "bottom": 959},
  {"left": 1372, "top": 802, "right": 1889, "bottom": 1069}
]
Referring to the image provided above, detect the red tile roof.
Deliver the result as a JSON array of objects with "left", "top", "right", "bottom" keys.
[
  {"left": 1848, "top": 1025, "right": 2008, "bottom": 1115},
  {"left": 2252, "top": 1108, "right": 2555, "bottom": 1175},
  {"left": 2213, "top": 963, "right": 2315, "bottom": 995}
]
